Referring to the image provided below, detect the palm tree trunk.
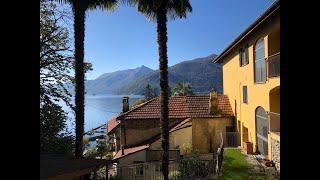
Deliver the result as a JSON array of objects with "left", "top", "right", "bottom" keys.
[
  {"left": 157, "top": 4, "right": 169, "bottom": 180},
  {"left": 73, "top": 2, "right": 86, "bottom": 158}
]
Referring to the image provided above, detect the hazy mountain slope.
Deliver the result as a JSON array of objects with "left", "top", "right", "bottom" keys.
[
  {"left": 85, "top": 66, "right": 154, "bottom": 95},
  {"left": 67, "top": 54, "right": 222, "bottom": 95},
  {"left": 117, "top": 54, "right": 222, "bottom": 94}
]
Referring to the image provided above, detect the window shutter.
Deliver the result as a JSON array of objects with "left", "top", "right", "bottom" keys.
[
  {"left": 245, "top": 45, "right": 249, "bottom": 65},
  {"left": 239, "top": 49, "right": 243, "bottom": 66}
]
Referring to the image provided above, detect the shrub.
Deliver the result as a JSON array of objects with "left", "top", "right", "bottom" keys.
[{"left": 169, "top": 170, "right": 181, "bottom": 180}]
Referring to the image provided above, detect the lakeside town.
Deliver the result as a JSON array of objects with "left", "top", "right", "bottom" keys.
[{"left": 40, "top": 0, "right": 280, "bottom": 179}]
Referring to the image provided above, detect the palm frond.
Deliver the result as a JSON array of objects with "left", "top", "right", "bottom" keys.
[
  {"left": 130, "top": 0, "right": 192, "bottom": 21},
  {"left": 87, "top": 0, "right": 119, "bottom": 11},
  {"left": 52, "top": 0, "right": 72, "bottom": 4}
]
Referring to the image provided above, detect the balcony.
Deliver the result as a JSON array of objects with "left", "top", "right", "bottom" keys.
[
  {"left": 267, "top": 52, "right": 280, "bottom": 78},
  {"left": 269, "top": 112, "right": 280, "bottom": 133}
]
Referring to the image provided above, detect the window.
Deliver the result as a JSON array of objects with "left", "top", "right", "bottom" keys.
[
  {"left": 239, "top": 45, "right": 249, "bottom": 66},
  {"left": 242, "top": 86, "right": 248, "bottom": 103},
  {"left": 254, "top": 38, "right": 266, "bottom": 82}
]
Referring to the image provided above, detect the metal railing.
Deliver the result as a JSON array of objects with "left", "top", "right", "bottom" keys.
[
  {"left": 108, "top": 157, "right": 216, "bottom": 180},
  {"left": 267, "top": 52, "right": 280, "bottom": 78},
  {"left": 269, "top": 112, "right": 280, "bottom": 132}
]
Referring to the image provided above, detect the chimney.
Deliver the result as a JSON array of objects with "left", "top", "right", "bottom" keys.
[
  {"left": 209, "top": 90, "right": 219, "bottom": 115},
  {"left": 122, "top": 97, "right": 129, "bottom": 113},
  {"left": 121, "top": 147, "right": 124, "bottom": 155}
]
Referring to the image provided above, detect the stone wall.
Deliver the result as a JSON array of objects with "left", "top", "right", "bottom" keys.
[{"left": 271, "top": 138, "right": 280, "bottom": 172}]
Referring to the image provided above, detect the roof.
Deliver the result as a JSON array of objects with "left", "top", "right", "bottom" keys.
[
  {"left": 116, "top": 95, "right": 233, "bottom": 120},
  {"left": 107, "top": 117, "right": 119, "bottom": 133},
  {"left": 113, "top": 145, "right": 150, "bottom": 159},
  {"left": 214, "top": 0, "right": 280, "bottom": 63},
  {"left": 169, "top": 118, "right": 192, "bottom": 133},
  {"left": 40, "top": 154, "right": 105, "bottom": 179}
]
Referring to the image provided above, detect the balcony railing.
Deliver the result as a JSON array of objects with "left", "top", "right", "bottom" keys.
[
  {"left": 267, "top": 52, "right": 280, "bottom": 78},
  {"left": 269, "top": 112, "right": 280, "bottom": 132}
]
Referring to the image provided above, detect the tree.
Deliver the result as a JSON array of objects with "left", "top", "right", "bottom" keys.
[
  {"left": 143, "top": 84, "right": 157, "bottom": 100},
  {"left": 55, "top": 0, "right": 118, "bottom": 157},
  {"left": 127, "top": 1, "right": 192, "bottom": 179},
  {"left": 40, "top": 0, "right": 93, "bottom": 154},
  {"left": 40, "top": 0, "right": 74, "bottom": 109},
  {"left": 96, "top": 139, "right": 108, "bottom": 159},
  {"left": 40, "top": 95, "right": 74, "bottom": 154},
  {"left": 171, "top": 82, "right": 195, "bottom": 96},
  {"left": 40, "top": 1, "right": 76, "bottom": 154}
]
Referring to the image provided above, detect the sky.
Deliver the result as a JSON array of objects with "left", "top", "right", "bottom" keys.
[{"left": 63, "top": 0, "right": 275, "bottom": 80}]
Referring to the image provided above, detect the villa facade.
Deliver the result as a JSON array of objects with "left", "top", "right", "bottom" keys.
[{"left": 214, "top": 0, "right": 280, "bottom": 171}]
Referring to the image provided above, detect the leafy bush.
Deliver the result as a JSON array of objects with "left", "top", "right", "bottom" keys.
[
  {"left": 84, "top": 148, "right": 99, "bottom": 159},
  {"left": 169, "top": 170, "right": 181, "bottom": 180},
  {"left": 178, "top": 150, "right": 215, "bottom": 179}
]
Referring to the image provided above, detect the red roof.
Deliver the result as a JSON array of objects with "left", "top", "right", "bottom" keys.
[
  {"left": 107, "top": 117, "right": 119, "bottom": 133},
  {"left": 113, "top": 145, "right": 149, "bottom": 159},
  {"left": 117, "top": 95, "right": 233, "bottom": 120}
]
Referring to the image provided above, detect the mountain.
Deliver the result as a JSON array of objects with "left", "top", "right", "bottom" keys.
[
  {"left": 85, "top": 65, "right": 154, "bottom": 95},
  {"left": 67, "top": 54, "right": 222, "bottom": 95},
  {"left": 118, "top": 54, "right": 222, "bottom": 95}
]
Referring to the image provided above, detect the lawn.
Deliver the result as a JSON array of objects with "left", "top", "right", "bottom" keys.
[{"left": 220, "top": 148, "right": 251, "bottom": 180}]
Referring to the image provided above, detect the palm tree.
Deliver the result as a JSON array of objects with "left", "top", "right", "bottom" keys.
[
  {"left": 125, "top": 1, "right": 192, "bottom": 179},
  {"left": 54, "top": 0, "right": 118, "bottom": 158},
  {"left": 172, "top": 82, "right": 195, "bottom": 96}
]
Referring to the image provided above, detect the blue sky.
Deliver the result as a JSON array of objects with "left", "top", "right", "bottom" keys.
[{"left": 65, "top": 0, "right": 275, "bottom": 80}]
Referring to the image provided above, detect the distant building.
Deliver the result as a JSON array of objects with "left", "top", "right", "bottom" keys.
[
  {"left": 214, "top": 0, "right": 280, "bottom": 171},
  {"left": 106, "top": 92, "right": 235, "bottom": 169}
]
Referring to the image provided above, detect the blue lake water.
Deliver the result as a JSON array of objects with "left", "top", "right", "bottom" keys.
[{"left": 62, "top": 94, "right": 142, "bottom": 134}]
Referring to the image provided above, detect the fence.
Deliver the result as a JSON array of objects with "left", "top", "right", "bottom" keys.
[
  {"left": 105, "top": 133, "right": 231, "bottom": 179},
  {"left": 108, "top": 157, "right": 216, "bottom": 180}
]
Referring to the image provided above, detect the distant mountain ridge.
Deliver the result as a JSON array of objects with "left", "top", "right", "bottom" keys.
[
  {"left": 67, "top": 54, "right": 222, "bottom": 95},
  {"left": 86, "top": 65, "right": 154, "bottom": 94}
]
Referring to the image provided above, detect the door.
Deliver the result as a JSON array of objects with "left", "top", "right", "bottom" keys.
[{"left": 255, "top": 107, "right": 268, "bottom": 156}]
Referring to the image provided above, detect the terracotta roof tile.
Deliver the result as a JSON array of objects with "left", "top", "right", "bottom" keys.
[
  {"left": 113, "top": 145, "right": 149, "bottom": 159},
  {"left": 116, "top": 95, "right": 233, "bottom": 120},
  {"left": 107, "top": 117, "right": 119, "bottom": 133}
]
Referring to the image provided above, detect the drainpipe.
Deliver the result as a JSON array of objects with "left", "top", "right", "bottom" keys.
[{"left": 238, "top": 82, "right": 243, "bottom": 145}]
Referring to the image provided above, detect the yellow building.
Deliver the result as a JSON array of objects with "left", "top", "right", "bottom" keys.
[{"left": 213, "top": 0, "right": 280, "bottom": 170}]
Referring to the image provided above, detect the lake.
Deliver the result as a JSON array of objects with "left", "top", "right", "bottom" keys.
[{"left": 63, "top": 94, "right": 142, "bottom": 134}]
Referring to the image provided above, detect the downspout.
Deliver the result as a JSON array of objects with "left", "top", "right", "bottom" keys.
[{"left": 238, "top": 82, "right": 243, "bottom": 145}]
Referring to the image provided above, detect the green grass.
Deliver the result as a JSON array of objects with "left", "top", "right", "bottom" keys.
[{"left": 220, "top": 148, "right": 251, "bottom": 180}]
